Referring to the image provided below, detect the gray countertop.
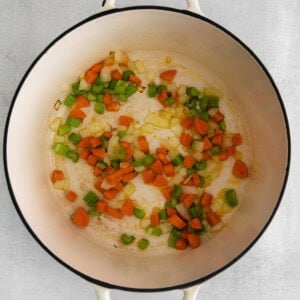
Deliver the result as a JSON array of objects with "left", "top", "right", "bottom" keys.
[{"left": 1, "top": 1, "right": 299, "bottom": 299}]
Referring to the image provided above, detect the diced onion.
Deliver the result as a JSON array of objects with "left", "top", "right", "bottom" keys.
[
  {"left": 101, "top": 66, "right": 112, "bottom": 81},
  {"left": 208, "top": 108, "right": 219, "bottom": 117},
  {"left": 54, "top": 178, "right": 69, "bottom": 191},
  {"left": 107, "top": 135, "right": 119, "bottom": 159},
  {"left": 53, "top": 135, "right": 65, "bottom": 143},
  {"left": 101, "top": 179, "right": 114, "bottom": 190},
  {"left": 123, "top": 182, "right": 136, "bottom": 197},
  {"left": 181, "top": 185, "right": 198, "bottom": 194},
  {"left": 114, "top": 49, "right": 128, "bottom": 64},
  {"left": 133, "top": 149, "right": 146, "bottom": 161},
  {"left": 169, "top": 167, "right": 186, "bottom": 185},
  {"left": 167, "top": 83, "right": 177, "bottom": 93},
  {"left": 79, "top": 78, "right": 91, "bottom": 91},
  {"left": 145, "top": 113, "right": 169, "bottom": 128},
  {"left": 175, "top": 202, "right": 191, "bottom": 221},
  {"left": 179, "top": 94, "right": 189, "bottom": 104},
  {"left": 134, "top": 166, "right": 146, "bottom": 172},
  {"left": 134, "top": 60, "right": 146, "bottom": 74},
  {"left": 49, "top": 117, "right": 62, "bottom": 132},
  {"left": 210, "top": 222, "right": 223, "bottom": 232},
  {"left": 146, "top": 71, "right": 156, "bottom": 81},
  {"left": 178, "top": 85, "right": 187, "bottom": 96},
  {"left": 139, "top": 124, "right": 154, "bottom": 134}
]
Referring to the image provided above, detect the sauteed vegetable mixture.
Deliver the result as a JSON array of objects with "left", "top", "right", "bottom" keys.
[{"left": 49, "top": 50, "right": 249, "bottom": 251}]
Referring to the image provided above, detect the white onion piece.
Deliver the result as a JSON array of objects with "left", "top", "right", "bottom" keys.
[
  {"left": 54, "top": 179, "right": 69, "bottom": 191},
  {"left": 49, "top": 117, "right": 62, "bottom": 132},
  {"left": 177, "top": 84, "right": 187, "bottom": 96},
  {"left": 79, "top": 78, "right": 91, "bottom": 91},
  {"left": 208, "top": 108, "right": 219, "bottom": 117},
  {"left": 101, "top": 179, "right": 114, "bottom": 190},
  {"left": 101, "top": 66, "right": 112, "bottom": 81},
  {"left": 175, "top": 202, "right": 191, "bottom": 221},
  {"left": 181, "top": 185, "right": 198, "bottom": 194},
  {"left": 134, "top": 60, "right": 146, "bottom": 74}
]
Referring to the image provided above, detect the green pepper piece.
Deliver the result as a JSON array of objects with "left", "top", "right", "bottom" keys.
[
  {"left": 133, "top": 208, "right": 146, "bottom": 219},
  {"left": 121, "top": 233, "right": 135, "bottom": 245},
  {"left": 225, "top": 189, "right": 238, "bottom": 207},
  {"left": 138, "top": 238, "right": 149, "bottom": 250}
]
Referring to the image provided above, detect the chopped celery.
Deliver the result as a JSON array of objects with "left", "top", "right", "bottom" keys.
[
  {"left": 146, "top": 225, "right": 162, "bottom": 236},
  {"left": 96, "top": 161, "right": 108, "bottom": 170},
  {"left": 219, "top": 120, "right": 226, "bottom": 131},
  {"left": 172, "top": 154, "right": 184, "bottom": 166},
  {"left": 208, "top": 96, "right": 219, "bottom": 108},
  {"left": 210, "top": 146, "right": 221, "bottom": 155},
  {"left": 117, "top": 131, "right": 126, "bottom": 139},
  {"left": 121, "top": 233, "right": 135, "bottom": 245},
  {"left": 133, "top": 208, "right": 146, "bottom": 219},
  {"left": 189, "top": 108, "right": 198, "bottom": 117},
  {"left": 83, "top": 191, "right": 99, "bottom": 207},
  {"left": 96, "top": 94, "right": 104, "bottom": 103},
  {"left": 117, "top": 149, "right": 126, "bottom": 160},
  {"left": 132, "top": 161, "right": 143, "bottom": 167},
  {"left": 189, "top": 205, "right": 203, "bottom": 218},
  {"left": 200, "top": 96, "right": 209, "bottom": 111},
  {"left": 195, "top": 160, "right": 207, "bottom": 171},
  {"left": 125, "top": 84, "right": 137, "bottom": 97},
  {"left": 199, "top": 175, "right": 205, "bottom": 188},
  {"left": 159, "top": 209, "right": 167, "bottom": 220},
  {"left": 187, "top": 87, "right": 200, "bottom": 97},
  {"left": 57, "top": 124, "right": 71, "bottom": 136},
  {"left": 88, "top": 207, "right": 101, "bottom": 217},
  {"left": 119, "top": 94, "right": 128, "bottom": 102},
  {"left": 171, "top": 185, "right": 182, "bottom": 199},
  {"left": 171, "top": 228, "right": 182, "bottom": 239},
  {"left": 110, "top": 159, "right": 120, "bottom": 169},
  {"left": 142, "top": 154, "right": 155, "bottom": 167},
  {"left": 164, "top": 97, "right": 174, "bottom": 105},
  {"left": 199, "top": 111, "right": 209, "bottom": 122},
  {"left": 53, "top": 143, "right": 69, "bottom": 155},
  {"left": 63, "top": 94, "right": 76, "bottom": 108},
  {"left": 94, "top": 102, "right": 105, "bottom": 114},
  {"left": 66, "top": 150, "right": 79, "bottom": 162},
  {"left": 225, "top": 189, "right": 238, "bottom": 207},
  {"left": 148, "top": 84, "right": 157, "bottom": 97},
  {"left": 137, "top": 238, "right": 149, "bottom": 250},
  {"left": 156, "top": 85, "right": 167, "bottom": 93},
  {"left": 108, "top": 79, "right": 118, "bottom": 90},
  {"left": 66, "top": 117, "right": 82, "bottom": 128},
  {"left": 165, "top": 198, "right": 178, "bottom": 208},
  {"left": 87, "top": 93, "right": 97, "bottom": 102},
  {"left": 168, "top": 236, "right": 177, "bottom": 248},
  {"left": 68, "top": 132, "right": 81, "bottom": 145}
]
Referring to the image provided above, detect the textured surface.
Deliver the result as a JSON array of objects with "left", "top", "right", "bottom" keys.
[{"left": 1, "top": 0, "right": 299, "bottom": 299}]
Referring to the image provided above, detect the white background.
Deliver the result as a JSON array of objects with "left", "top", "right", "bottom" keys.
[{"left": 1, "top": 0, "right": 299, "bottom": 299}]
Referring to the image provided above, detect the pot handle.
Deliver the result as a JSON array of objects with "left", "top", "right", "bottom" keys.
[
  {"left": 101, "top": 0, "right": 204, "bottom": 15},
  {"left": 182, "top": 284, "right": 200, "bottom": 300},
  {"left": 92, "top": 283, "right": 111, "bottom": 300}
]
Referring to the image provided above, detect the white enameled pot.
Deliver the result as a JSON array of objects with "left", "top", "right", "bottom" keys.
[{"left": 3, "top": 1, "right": 290, "bottom": 299}]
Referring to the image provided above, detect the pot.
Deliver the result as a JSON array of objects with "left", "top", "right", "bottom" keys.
[{"left": 3, "top": 1, "right": 290, "bottom": 299}]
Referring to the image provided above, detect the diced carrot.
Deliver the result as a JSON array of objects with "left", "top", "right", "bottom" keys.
[
  {"left": 188, "top": 218, "right": 202, "bottom": 230},
  {"left": 66, "top": 190, "right": 77, "bottom": 202},
  {"left": 93, "top": 166, "right": 103, "bottom": 176},
  {"left": 192, "top": 173, "right": 200, "bottom": 187},
  {"left": 121, "top": 198, "right": 134, "bottom": 216},
  {"left": 80, "top": 148, "right": 90, "bottom": 160},
  {"left": 129, "top": 74, "right": 141, "bottom": 85},
  {"left": 114, "top": 182, "right": 124, "bottom": 191},
  {"left": 111, "top": 69, "right": 122, "bottom": 80},
  {"left": 150, "top": 159, "right": 163, "bottom": 174},
  {"left": 156, "top": 147, "right": 168, "bottom": 155},
  {"left": 94, "top": 177, "right": 103, "bottom": 191},
  {"left": 120, "top": 165, "right": 134, "bottom": 175},
  {"left": 118, "top": 115, "right": 134, "bottom": 126},
  {"left": 202, "top": 136, "right": 212, "bottom": 151},
  {"left": 215, "top": 129, "right": 224, "bottom": 136},
  {"left": 103, "top": 92, "right": 113, "bottom": 105},
  {"left": 200, "top": 192, "right": 213, "bottom": 207},
  {"left": 89, "top": 137, "right": 102, "bottom": 148},
  {"left": 219, "top": 151, "right": 228, "bottom": 161},
  {"left": 181, "top": 229, "right": 189, "bottom": 240},
  {"left": 150, "top": 212, "right": 160, "bottom": 226},
  {"left": 162, "top": 186, "right": 173, "bottom": 200},
  {"left": 211, "top": 135, "right": 223, "bottom": 147},
  {"left": 194, "top": 118, "right": 208, "bottom": 135},
  {"left": 232, "top": 160, "right": 249, "bottom": 178},
  {"left": 184, "top": 178, "right": 194, "bottom": 186},
  {"left": 163, "top": 163, "right": 175, "bottom": 177},
  {"left": 181, "top": 117, "right": 193, "bottom": 129},
  {"left": 92, "top": 148, "right": 106, "bottom": 159},
  {"left": 153, "top": 174, "right": 168, "bottom": 186},
  {"left": 180, "top": 133, "right": 193, "bottom": 147},
  {"left": 123, "top": 172, "right": 138, "bottom": 183},
  {"left": 85, "top": 70, "right": 98, "bottom": 84},
  {"left": 206, "top": 211, "right": 221, "bottom": 225},
  {"left": 51, "top": 169, "right": 64, "bottom": 183},
  {"left": 157, "top": 153, "right": 170, "bottom": 164},
  {"left": 159, "top": 70, "right": 177, "bottom": 82},
  {"left": 183, "top": 155, "right": 195, "bottom": 169},
  {"left": 86, "top": 154, "right": 98, "bottom": 167},
  {"left": 106, "top": 102, "right": 120, "bottom": 112},
  {"left": 120, "top": 141, "right": 132, "bottom": 149},
  {"left": 75, "top": 95, "right": 90, "bottom": 108},
  {"left": 211, "top": 111, "right": 224, "bottom": 123},
  {"left": 176, "top": 238, "right": 188, "bottom": 250},
  {"left": 69, "top": 107, "right": 86, "bottom": 119},
  {"left": 227, "top": 145, "right": 236, "bottom": 156},
  {"left": 142, "top": 169, "right": 154, "bottom": 184},
  {"left": 89, "top": 62, "right": 103, "bottom": 73},
  {"left": 103, "top": 188, "right": 118, "bottom": 200},
  {"left": 96, "top": 200, "right": 108, "bottom": 213},
  {"left": 106, "top": 170, "right": 123, "bottom": 185},
  {"left": 202, "top": 151, "right": 211, "bottom": 160},
  {"left": 181, "top": 194, "right": 195, "bottom": 208},
  {"left": 137, "top": 135, "right": 149, "bottom": 153},
  {"left": 157, "top": 90, "right": 168, "bottom": 104},
  {"left": 232, "top": 133, "right": 243, "bottom": 146},
  {"left": 72, "top": 207, "right": 89, "bottom": 227},
  {"left": 77, "top": 136, "right": 92, "bottom": 148},
  {"left": 168, "top": 214, "right": 186, "bottom": 230},
  {"left": 187, "top": 233, "right": 201, "bottom": 248},
  {"left": 166, "top": 207, "right": 177, "bottom": 217},
  {"left": 124, "top": 148, "right": 133, "bottom": 161},
  {"left": 103, "top": 131, "right": 112, "bottom": 138},
  {"left": 106, "top": 206, "right": 123, "bottom": 219}
]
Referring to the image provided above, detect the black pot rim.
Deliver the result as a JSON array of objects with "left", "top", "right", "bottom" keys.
[{"left": 3, "top": 5, "right": 291, "bottom": 293}]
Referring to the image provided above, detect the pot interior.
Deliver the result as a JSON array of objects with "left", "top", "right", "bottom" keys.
[{"left": 5, "top": 8, "right": 289, "bottom": 289}]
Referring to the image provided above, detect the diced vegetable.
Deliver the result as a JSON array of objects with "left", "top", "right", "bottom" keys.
[
  {"left": 225, "top": 189, "right": 238, "bottom": 207},
  {"left": 121, "top": 233, "right": 135, "bottom": 245},
  {"left": 138, "top": 238, "right": 149, "bottom": 250}
]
